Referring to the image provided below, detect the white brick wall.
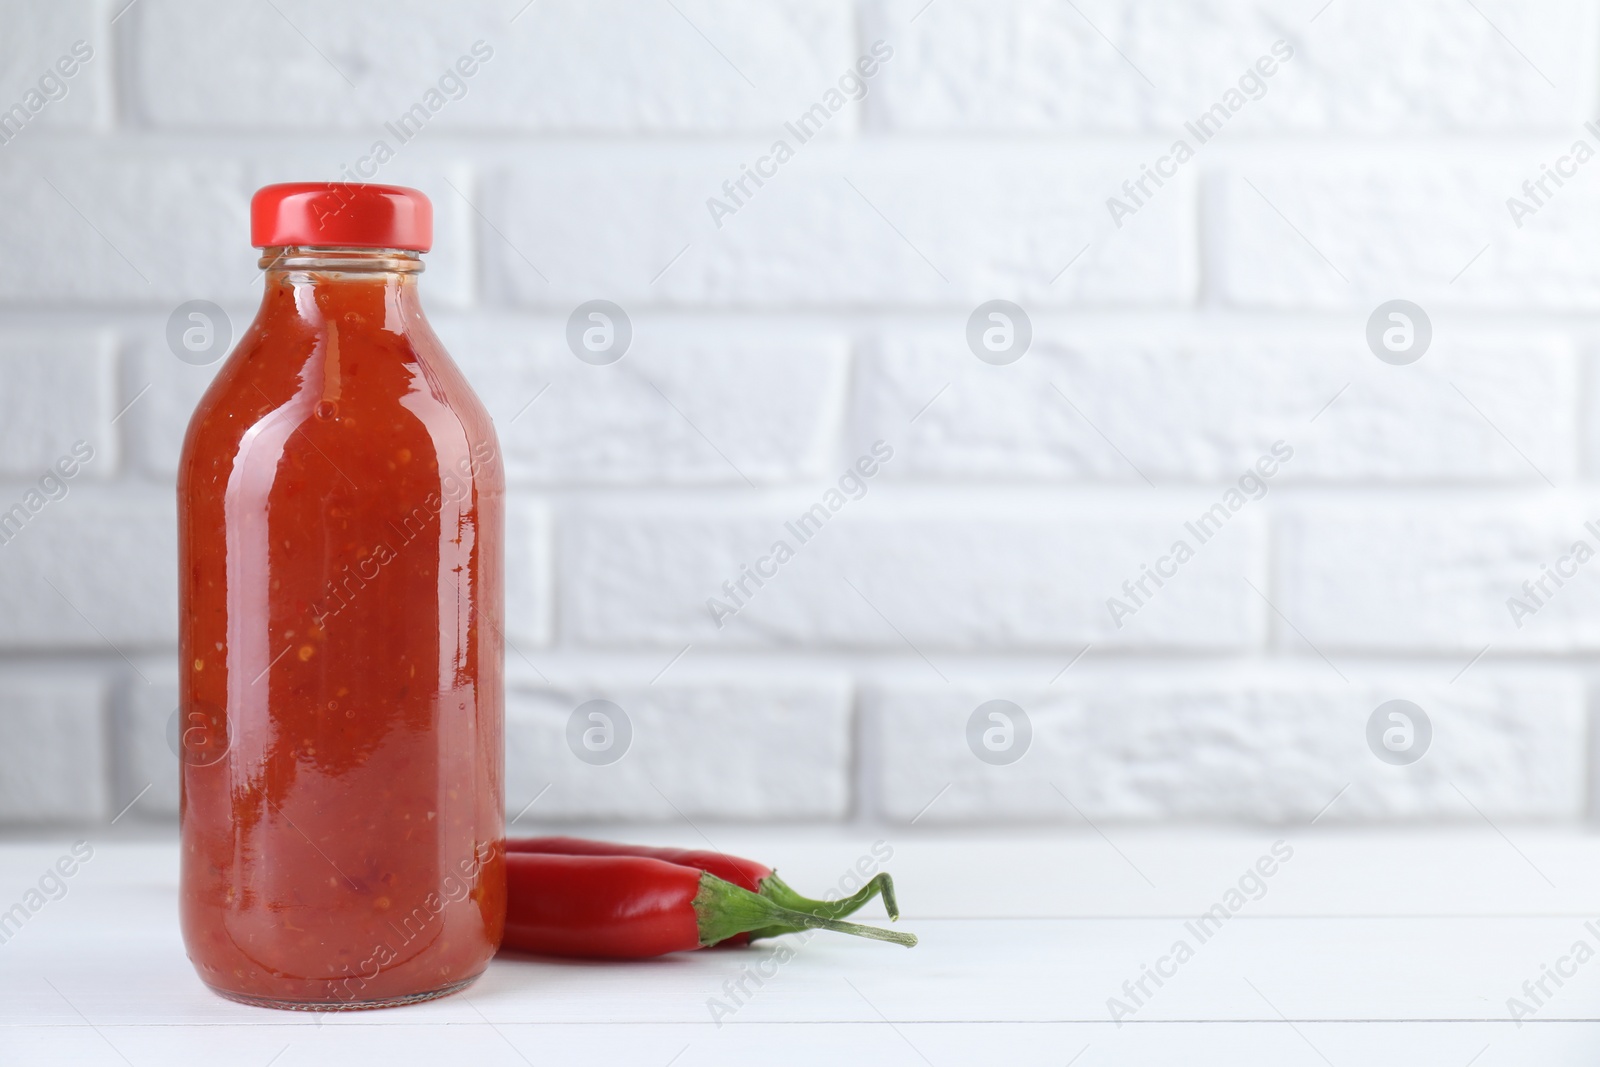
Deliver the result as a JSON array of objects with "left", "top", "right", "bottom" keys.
[
  {"left": 505, "top": 677, "right": 853, "bottom": 821},
  {"left": 863, "top": 0, "right": 1597, "bottom": 132},
  {"left": 0, "top": 333, "right": 116, "bottom": 478},
  {"left": 0, "top": 0, "right": 1595, "bottom": 829},
  {"left": 560, "top": 503, "right": 1264, "bottom": 649},
  {"left": 1209, "top": 162, "right": 1600, "bottom": 309},
  {"left": 482, "top": 150, "right": 1196, "bottom": 307},
  {"left": 872, "top": 673, "right": 1587, "bottom": 822}
]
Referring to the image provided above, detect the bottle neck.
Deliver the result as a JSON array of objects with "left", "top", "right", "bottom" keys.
[
  {"left": 257, "top": 246, "right": 427, "bottom": 330},
  {"left": 259, "top": 246, "right": 424, "bottom": 274}
]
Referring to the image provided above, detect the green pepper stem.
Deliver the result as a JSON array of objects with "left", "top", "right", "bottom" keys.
[
  {"left": 694, "top": 872, "right": 917, "bottom": 949},
  {"left": 762, "top": 871, "right": 900, "bottom": 922},
  {"left": 745, "top": 872, "right": 900, "bottom": 942},
  {"left": 781, "top": 912, "right": 918, "bottom": 947}
]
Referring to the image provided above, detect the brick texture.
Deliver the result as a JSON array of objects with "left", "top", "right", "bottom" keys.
[
  {"left": 560, "top": 503, "right": 1264, "bottom": 650},
  {"left": 871, "top": 674, "right": 1586, "bottom": 822},
  {"left": 855, "top": 331, "right": 1576, "bottom": 482},
  {"left": 505, "top": 676, "right": 852, "bottom": 820},
  {"left": 0, "top": 333, "right": 117, "bottom": 479},
  {"left": 1210, "top": 161, "right": 1600, "bottom": 309},
  {"left": 0, "top": 155, "right": 470, "bottom": 306},
  {"left": 0, "top": 490, "right": 176, "bottom": 650},
  {"left": 863, "top": 0, "right": 1594, "bottom": 133},
  {"left": 482, "top": 150, "right": 1195, "bottom": 308},
  {"left": 434, "top": 321, "right": 852, "bottom": 484},
  {"left": 0, "top": 673, "right": 108, "bottom": 824},
  {"left": 118, "top": 669, "right": 179, "bottom": 817},
  {"left": 0, "top": 3, "right": 103, "bottom": 137},
  {"left": 0, "top": 1, "right": 1592, "bottom": 829},
  {"left": 132, "top": 0, "right": 856, "bottom": 133},
  {"left": 1278, "top": 503, "right": 1600, "bottom": 653}
]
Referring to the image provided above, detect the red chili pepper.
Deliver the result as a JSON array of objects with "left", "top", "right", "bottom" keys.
[
  {"left": 506, "top": 836, "right": 899, "bottom": 943},
  {"left": 508, "top": 836, "right": 769, "bottom": 890},
  {"left": 501, "top": 852, "right": 917, "bottom": 959}
]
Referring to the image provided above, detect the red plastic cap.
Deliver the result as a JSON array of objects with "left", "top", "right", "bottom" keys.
[{"left": 251, "top": 182, "right": 432, "bottom": 251}]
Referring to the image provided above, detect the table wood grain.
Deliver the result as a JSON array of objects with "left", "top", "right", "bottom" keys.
[{"left": 2, "top": 828, "right": 1597, "bottom": 1065}]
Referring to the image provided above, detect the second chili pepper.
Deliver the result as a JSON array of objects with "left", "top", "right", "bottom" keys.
[
  {"left": 506, "top": 835, "right": 898, "bottom": 943},
  {"left": 501, "top": 852, "right": 917, "bottom": 959}
]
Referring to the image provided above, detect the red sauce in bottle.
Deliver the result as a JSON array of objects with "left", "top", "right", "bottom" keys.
[{"left": 177, "top": 184, "right": 505, "bottom": 1009}]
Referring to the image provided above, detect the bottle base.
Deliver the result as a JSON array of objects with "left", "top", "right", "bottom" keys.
[{"left": 205, "top": 973, "right": 482, "bottom": 1012}]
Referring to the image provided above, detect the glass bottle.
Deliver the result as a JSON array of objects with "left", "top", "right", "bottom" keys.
[{"left": 177, "top": 183, "right": 505, "bottom": 1010}]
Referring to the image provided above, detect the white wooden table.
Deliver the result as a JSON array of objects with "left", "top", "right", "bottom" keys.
[{"left": 3, "top": 827, "right": 1599, "bottom": 1065}]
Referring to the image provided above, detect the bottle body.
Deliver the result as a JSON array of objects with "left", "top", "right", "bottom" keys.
[{"left": 177, "top": 248, "right": 505, "bottom": 1009}]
